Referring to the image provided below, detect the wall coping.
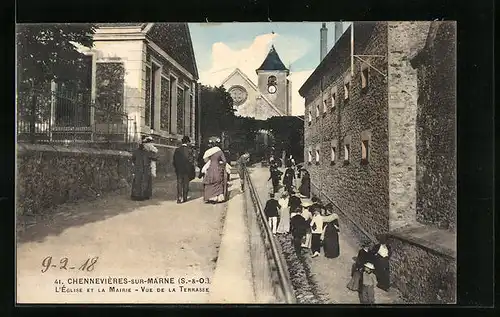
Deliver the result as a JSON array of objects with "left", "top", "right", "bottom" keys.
[
  {"left": 16, "top": 143, "right": 133, "bottom": 157},
  {"left": 388, "top": 224, "right": 456, "bottom": 260}
]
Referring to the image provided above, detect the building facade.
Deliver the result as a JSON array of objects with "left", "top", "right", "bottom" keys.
[
  {"left": 299, "top": 21, "right": 456, "bottom": 303},
  {"left": 73, "top": 23, "right": 199, "bottom": 146},
  {"left": 221, "top": 45, "right": 292, "bottom": 120}
]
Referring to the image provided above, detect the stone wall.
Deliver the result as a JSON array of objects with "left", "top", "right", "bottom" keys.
[
  {"left": 16, "top": 144, "right": 133, "bottom": 216},
  {"left": 387, "top": 233, "right": 456, "bottom": 303},
  {"left": 412, "top": 22, "right": 457, "bottom": 231},
  {"left": 387, "top": 21, "right": 431, "bottom": 230},
  {"left": 303, "top": 22, "right": 390, "bottom": 237},
  {"left": 16, "top": 143, "right": 177, "bottom": 216}
]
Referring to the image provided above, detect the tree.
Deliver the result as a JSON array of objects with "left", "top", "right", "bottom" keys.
[
  {"left": 265, "top": 116, "right": 305, "bottom": 162},
  {"left": 16, "top": 23, "right": 96, "bottom": 89},
  {"left": 199, "top": 84, "right": 236, "bottom": 141}
]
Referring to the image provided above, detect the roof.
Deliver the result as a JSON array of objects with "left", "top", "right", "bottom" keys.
[
  {"left": 256, "top": 45, "right": 289, "bottom": 74},
  {"left": 299, "top": 22, "right": 378, "bottom": 97},
  {"left": 146, "top": 23, "right": 199, "bottom": 79}
]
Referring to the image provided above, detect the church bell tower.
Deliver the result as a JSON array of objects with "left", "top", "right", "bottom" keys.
[{"left": 255, "top": 45, "right": 291, "bottom": 116}]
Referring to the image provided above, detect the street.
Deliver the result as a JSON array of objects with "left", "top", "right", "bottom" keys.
[
  {"left": 249, "top": 166, "right": 403, "bottom": 304},
  {"left": 16, "top": 177, "right": 228, "bottom": 303}
]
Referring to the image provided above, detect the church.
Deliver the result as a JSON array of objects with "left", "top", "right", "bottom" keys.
[{"left": 220, "top": 45, "right": 292, "bottom": 120}]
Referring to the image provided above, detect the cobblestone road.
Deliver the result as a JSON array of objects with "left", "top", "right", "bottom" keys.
[
  {"left": 249, "top": 166, "right": 403, "bottom": 304},
  {"left": 16, "top": 176, "right": 237, "bottom": 304}
]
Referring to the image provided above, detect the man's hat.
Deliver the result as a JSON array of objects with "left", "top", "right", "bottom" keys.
[{"left": 364, "top": 262, "right": 375, "bottom": 270}]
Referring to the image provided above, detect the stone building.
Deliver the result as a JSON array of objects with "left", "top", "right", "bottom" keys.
[
  {"left": 221, "top": 45, "right": 292, "bottom": 120},
  {"left": 299, "top": 21, "right": 456, "bottom": 303},
  {"left": 66, "top": 23, "right": 199, "bottom": 176},
  {"left": 61, "top": 23, "right": 199, "bottom": 146}
]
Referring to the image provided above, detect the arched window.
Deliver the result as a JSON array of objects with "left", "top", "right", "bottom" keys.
[{"left": 267, "top": 76, "right": 277, "bottom": 86}]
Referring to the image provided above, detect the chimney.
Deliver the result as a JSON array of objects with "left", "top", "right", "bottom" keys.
[
  {"left": 334, "top": 22, "right": 343, "bottom": 45},
  {"left": 320, "top": 22, "right": 328, "bottom": 62}
]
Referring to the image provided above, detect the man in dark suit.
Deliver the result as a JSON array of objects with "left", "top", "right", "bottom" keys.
[{"left": 173, "top": 136, "right": 195, "bottom": 204}]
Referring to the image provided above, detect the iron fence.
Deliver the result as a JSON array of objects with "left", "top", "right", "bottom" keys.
[{"left": 16, "top": 87, "right": 138, "bottom": 150}]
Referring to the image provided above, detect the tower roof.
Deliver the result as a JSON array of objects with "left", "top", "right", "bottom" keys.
[{"left": 256, "top": 45, "right": 289, "bottom": 74}]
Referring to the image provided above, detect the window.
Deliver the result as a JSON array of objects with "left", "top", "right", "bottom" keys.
[
  {"left": 169, "top": 76, "right": 177, "bottom": 134},
  {"left": 145, "top": 63, "right": 161, "bottom": 129},
  {"left": 331, "top": 92, "right": 336, "bottom": 110},
  {"left": 308, "top": 109, "right": 312, "bottom": 124},
  {"left": 177, "top": 86, "right": 185, "bottom": 134},
  {"left": 308, "top": 147, "right": 313, "bottom": 164},
  {"left": 160, "top": 76, "right": 170, "bottom": 131},
  {"left": 344, "top": 143, "right": 350, "bottom": 163},
  {"left": 361, "top": 139, "right": 370, "bottom": 164},
  {"left": 316, "top": 104, "right": 320, "bottom": 118},
  {"left": 361, "top": 67, "right": 369, "bottom": 89},
  {"left": 344, "top": 82, "right": 350, "bottom": 100},
  {"left": 315, "top": 146, "right": 320, "bottom": 164},
  {"left": 268, "top": 75, "right": 277, "bottom": 86},
  {"left": 323, "top": 99, "right": 328, "bottom": 114},
  {"left": 331, "top": 146, "right": 336, "bottom": 163}
]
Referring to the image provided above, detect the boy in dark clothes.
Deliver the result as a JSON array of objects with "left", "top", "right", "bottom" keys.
[{"left": 264, "top": 193, "right": 281, "bottom": 234}]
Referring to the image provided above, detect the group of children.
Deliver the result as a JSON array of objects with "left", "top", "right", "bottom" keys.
[{"left": 263, "top": 187, "right": 342, "bottom": 260}]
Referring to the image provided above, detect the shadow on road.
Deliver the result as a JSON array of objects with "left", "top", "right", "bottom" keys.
[{"left": 16, "top": 178, "right": 204, "bottom": 244}]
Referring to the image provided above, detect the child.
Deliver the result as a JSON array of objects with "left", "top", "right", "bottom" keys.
[
  {"left": 300, "top": 200, "right": 313, "bottom": 249},
  {"left": 142, "top": 137, "right": 158, "bottom": 177},
  {"left": 360, "top": 262, "right": 378, "bottom": 304},
  {"left": 310, "top": 205, "right": 324, "bottom": 257},
  {"left": 264, "top": 193, "right": 281, "bottom": 234},
  {"left": 347, "top": 242, "right": 371, "bottom": 292},
  {"left": 290, "top": 209, "right": 307, "bottom": 255}
]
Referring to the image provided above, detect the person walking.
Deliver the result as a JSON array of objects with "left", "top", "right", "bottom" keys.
[
  {"left": 236, "top": 152, "right": 250, "bottom": 192},
  {"left": 370, "top": 235, "right": 392, "bottom": 292},
  {"left": 268, "top": 164, "right": 283, "bottom": 193},
  {"left": 173, "top": 136, "right": 195, "bottom": 204},
  {"left": 310, "top": 205, "right": 324, "bottom": 258},
  {"left": 264, "top": 193, "right": 281, "bottom": 234},
  {"left": 321, "top": 203, "right": 341, "bottom": 258},
  {"left": 201, "top": 137, "right": 228, "bottom": 204},
  {"left": 299, "top": 169, "right": 311, "bottom": 198},
  {"left": 131, "top": 135, "right": 159, "bottom": 201},
  {"left": 276, "top": 191, "right": 290, "bottom": 234},
  {"left": 282, "top": 163, "right": 296, "bottom": 194}
]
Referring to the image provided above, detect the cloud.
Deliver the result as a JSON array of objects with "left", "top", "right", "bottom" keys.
[{"left": 198, "top": 32, "right": 313, "bottom": 116}]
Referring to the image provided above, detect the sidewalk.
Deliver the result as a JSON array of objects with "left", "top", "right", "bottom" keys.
[
  {"left": 209, "top": 186, "right": 255, "bottom": 303},
  {"left": 249, "top": 167, "right": 403, "bottom": 304},
  {"left": 16, "top": 177, "right": 227, "bottom": 304}
]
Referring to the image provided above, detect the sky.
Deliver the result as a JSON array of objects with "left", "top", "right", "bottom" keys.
[{"left": 188, "top": 22, "right": 352, "bottom": 116}]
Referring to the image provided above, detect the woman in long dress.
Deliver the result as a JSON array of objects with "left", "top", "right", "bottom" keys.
[
  {"left": 299, "top": 170, "right": 311, "bottom": 198},
  {"left": 276, "top": 192, "right": 290, "bottom": 234},
  {"left": 201, "top": 138, "right": 228, "bottom": 204},
  {"left": 370, "top": 235, "right": 392, "bottom": 291},
  {"left": 321, "top": 203, "right": 340, "bottom": 258},
  {"left": 131, "top": 136, "right": 158, "bottom": 201},
  {"left": 282, "top": 164, "right": 296, "bottom": 194}
]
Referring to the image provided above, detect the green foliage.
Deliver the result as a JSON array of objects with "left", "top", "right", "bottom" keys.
[
  {"left": 199, "top": 84, "right": 236, "bottom": 140},
  {"left": 16, "top": 23, "right": 96, "bottom": 89}
]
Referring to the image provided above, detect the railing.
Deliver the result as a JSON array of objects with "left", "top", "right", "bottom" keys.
[
  {"left": 16, "top": 88, "right": 138, "bottom": 150},
  {"left": 243, "top": 166, "right": 296, "bottom": 304},
  {"left": 310, "top": 181, "right": 377, "bottom": 244}
]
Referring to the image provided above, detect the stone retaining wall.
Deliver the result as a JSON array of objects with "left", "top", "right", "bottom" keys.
[{"left": 16, "top": 143, "right": 176, "bottom": 216}]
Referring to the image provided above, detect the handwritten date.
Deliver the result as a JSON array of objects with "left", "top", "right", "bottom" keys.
[{"left": 41, "top": 256, "right": 99, "bottom": 273}]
